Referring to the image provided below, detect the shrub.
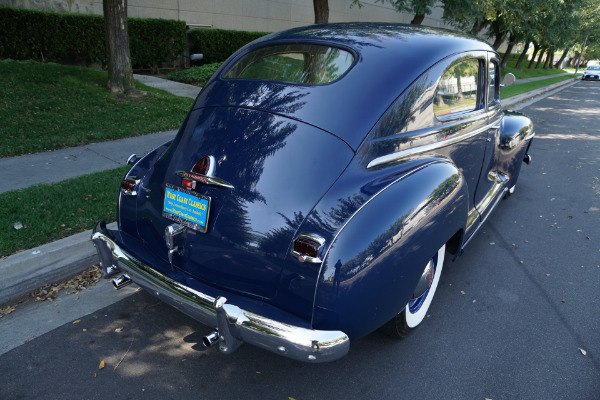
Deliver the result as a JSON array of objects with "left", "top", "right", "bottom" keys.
[
  {"left": 0, "top": 6, "right": 187, "bottom": 67},
  {"left": 167, "top": 62, "right": 223, "bottom": 86},
  {"left": 129, "top": 18, "right": 187, "bottom": 69},
  {"left": 189, "top": 28, "right": 270, "bottom": 63}
]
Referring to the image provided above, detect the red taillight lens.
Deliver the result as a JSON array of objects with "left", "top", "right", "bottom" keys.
[
  {"left": 294, "top": 237, "right": 320, "bottom": 258},
  {"left": 192, "top": 156, "right": 211, "bottom": 175},
  {"left": 182, "top": 178, "right": 196, "bottom": 189},
  {"left": 120, "top": 177, "right": 140, "bottom": 196}
]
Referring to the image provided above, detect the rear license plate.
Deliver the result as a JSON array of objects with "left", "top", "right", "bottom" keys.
[{"left": 162, "top": 184, "right": 210, "bottom": 233}]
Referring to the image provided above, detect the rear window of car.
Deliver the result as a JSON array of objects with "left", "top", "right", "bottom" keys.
[{"left": 223, "top": 44, "right": 355, "bottom": 85}]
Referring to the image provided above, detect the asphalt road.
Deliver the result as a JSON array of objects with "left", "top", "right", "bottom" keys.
[{"left": 1, "top": 81, "right": 599, "bottom": 400}]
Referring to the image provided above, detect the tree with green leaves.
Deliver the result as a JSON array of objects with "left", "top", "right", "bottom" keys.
[{"left": 351, "top": 0, "right": 436, "bottom": 24}]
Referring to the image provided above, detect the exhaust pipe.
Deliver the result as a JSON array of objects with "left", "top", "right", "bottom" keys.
[
  {"left": 523, "top": 154, "right": 532, "bottom": 165},
  {"left": 112, "top": 274, "right": 132, "bottom": 290},
  {"left": 202, "top": 331, "right": 220, "bottom": 348}
]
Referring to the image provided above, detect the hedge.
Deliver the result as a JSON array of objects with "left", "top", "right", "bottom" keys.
[
  {"left": 167, "top": 62, "right": 223, "bottom": 85},
  {"left": 189, "top": 28, "right": 270, "bottom": 63},
  {"left": 0, "top": 7, "right": 187, "bottom": 67}
]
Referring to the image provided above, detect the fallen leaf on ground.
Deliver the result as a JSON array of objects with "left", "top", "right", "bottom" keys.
[
  {"left": 99, "top": 360, "right": 105, "bottom": 370},
  {"left": 31, "top": 266, "right": 102, "bottom": 302},
  {"left": 1, "top": 305, "right": 16, "bottom": 316},
  {"left": 73, "top": 319, "right": 81, "bottom": 324},
  {"left": 579, "top": 348, "right": 587, "bottom": 356}
]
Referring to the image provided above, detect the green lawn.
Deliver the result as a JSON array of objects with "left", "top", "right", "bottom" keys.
[
  {"left": 0, "top": 59, "right": 193, "bottom": 158},
  {"left": 0, "top": 166, "right": 128, "bottom": 257},
  {"left": 499, "top": 52, "right": 569, "bottom": 80},
  {"left": 501, "top": 74, "right": 578, "bottom": 99}
]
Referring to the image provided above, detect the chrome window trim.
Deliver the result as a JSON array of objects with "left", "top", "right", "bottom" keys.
[{"left": 367, "top": 123, "right": 493, "bottom": 169}]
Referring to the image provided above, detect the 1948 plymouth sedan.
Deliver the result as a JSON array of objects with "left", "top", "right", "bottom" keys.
[{"left": 92, "top": 23, "right": 534, "bottom": 363}]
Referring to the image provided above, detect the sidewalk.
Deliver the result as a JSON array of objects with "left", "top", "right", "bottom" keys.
[{"left": 0, "top": 73, "right": 580, "bottom": 305}]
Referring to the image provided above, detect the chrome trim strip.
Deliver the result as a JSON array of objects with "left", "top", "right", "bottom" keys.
[
  {"left": 176, "top": 170, "right": 234, "bottom": 189},
  {"left": 367, "top": 124, "right": 493, "bottom": 169},
  {"left": 462, "top": 184, "right": 507, "bottom": 249},
  {"left": 91, "top": 225, "right": 349, "bottom": 363},
  {"left": 205, "top": 155, "right": 216, "bottom": 177},
  {"left": 524, "top": 131, "right": 535, "bottom": 141}
]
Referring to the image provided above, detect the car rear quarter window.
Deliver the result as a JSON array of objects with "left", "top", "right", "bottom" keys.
[
  {"left": 223, "top": 44, "right": 354, "bottom": 85},
  {"left": 434, "top": 59, "right": 480, "bottom": 117}
]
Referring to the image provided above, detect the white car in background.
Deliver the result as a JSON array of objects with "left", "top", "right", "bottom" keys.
[{"left": 582, "top": 65, "right": 600, "bottom": 80}]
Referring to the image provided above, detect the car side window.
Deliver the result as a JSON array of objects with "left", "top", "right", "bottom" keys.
[
  {"left": 433, "top": 59, "right": 480, "bottom": 117},
  {"left": 488, "top": 60, "right": 499, "bottom": 106}
]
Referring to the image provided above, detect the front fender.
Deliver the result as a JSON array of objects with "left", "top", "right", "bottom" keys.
[
  {"left": 312, "top": 161, "right": 468, "bottom": 340},
  {"left": 497, "top": 110, "right": 534, "bottom": 186}
]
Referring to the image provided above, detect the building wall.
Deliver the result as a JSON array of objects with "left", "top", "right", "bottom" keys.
[{"left": 2, "top": 0, "right": 452, "bottom": 32}]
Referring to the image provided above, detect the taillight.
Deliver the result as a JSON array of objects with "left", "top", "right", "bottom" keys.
[
  {"left": 120, "top": 177, "right": 140, "bottom": 196},
  {"left": 192, "top": 155, "right": 214, "bottom": 176},
  {"left": 291, "top": 233, "right": 326, "bottom": 263},
  {"left": 182, "top": 178, "right": 196, "bottom": 189}
]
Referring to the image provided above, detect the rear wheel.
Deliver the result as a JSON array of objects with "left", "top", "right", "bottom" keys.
[{"left": 380, "top": 244, "right": 446, "bottom": 338}]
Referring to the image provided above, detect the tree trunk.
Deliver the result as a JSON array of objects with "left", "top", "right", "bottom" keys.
[
  {"left": 411, "top": 13, "right": 425, "bottom": 25},
  {"left": 535, "top": 48, "right": 545, "bottom": 69},
  {"left": 570, "top": 52, "right": 579, "bottom": 67},
  {"left": 501, "top": 35, "right": 516, "bottom": 69},
  {"left": 554, "top": 47, "right": 570, "bottom": 69},
  {"left": 492, "top": 32, "right": 506, "bottom": 51},
  {"left": 471, "top": 19, "right": 490, "bottom": 35},
  {"left": 515, "top": 42, "right": 530, "bottom": 70},
  {"left": 545, "top": 49, "right": 554, "bottom": 69},
  {"left": 528, "top": 44, "right": 540, "bottom": 69},
  {"left": 313, "top": 0, "right": 329, "bottom": 24},
  {"left": 103, "top": 0, "right": 135, "bottom": 95}
]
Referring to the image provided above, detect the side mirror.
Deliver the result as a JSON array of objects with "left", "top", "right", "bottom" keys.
[{"left": 501, "top": 73, "right": 516, "bottom": 87}]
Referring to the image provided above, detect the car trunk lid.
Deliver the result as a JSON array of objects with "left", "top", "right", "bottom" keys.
[{"left": 135, "top": 107, "right": 353, "bottom": 299}]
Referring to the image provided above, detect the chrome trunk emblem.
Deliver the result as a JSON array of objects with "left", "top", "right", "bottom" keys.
[{"left": 175, "top": 170, "right": 234, "bottom": 189}]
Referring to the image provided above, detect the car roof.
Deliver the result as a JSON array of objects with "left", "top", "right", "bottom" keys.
[{"left": 194, "top": 23, "right": 495, "bottom": 150}]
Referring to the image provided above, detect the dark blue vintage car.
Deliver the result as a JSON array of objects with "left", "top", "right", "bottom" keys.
[{"left": 92, "top": 23, "right": 534, "bottom": 362}]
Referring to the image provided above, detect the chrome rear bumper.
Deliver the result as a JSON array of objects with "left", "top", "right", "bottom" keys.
[{"left": 91, "top": 222, "right": 349, "bottom": 363}]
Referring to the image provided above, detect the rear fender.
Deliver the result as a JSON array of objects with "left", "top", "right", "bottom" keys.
[
  {"left": 118, "top": 141, "right": 172, "bottom": 237},
  {"left": 312, "top": 161, "right": 468, "bottom": 339}
]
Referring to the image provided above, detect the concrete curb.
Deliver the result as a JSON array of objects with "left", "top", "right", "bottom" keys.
[{"left": 0, "top": 222, "right": 116, "bottom": 305}]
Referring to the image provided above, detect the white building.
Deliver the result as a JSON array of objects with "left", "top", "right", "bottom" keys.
[{"left": 2, "top": 0, "right": 453, "bottom": 32}]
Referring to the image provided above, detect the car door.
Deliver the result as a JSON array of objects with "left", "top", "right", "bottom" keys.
[{"left": 472, "top": 53, "right": 505, "bottom": 223}]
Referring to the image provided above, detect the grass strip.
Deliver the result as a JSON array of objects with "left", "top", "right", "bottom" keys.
[
  {"left": 0, "top": 166, "right": 128, "bottom": 257},
  {"left": 0, "top": 59, "right": 193, "bottom": 158},
  {"left": 501, "top": 75, "right": 578, "bottom": 99}
]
